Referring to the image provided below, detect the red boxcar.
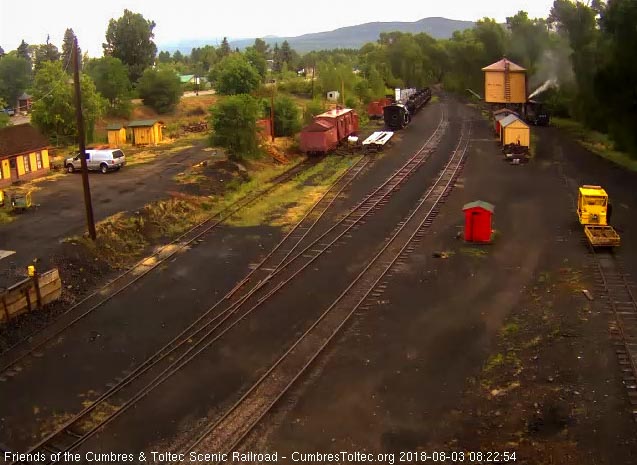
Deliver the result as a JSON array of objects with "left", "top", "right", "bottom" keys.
[
  {"left": 315, "top": 108, "right": 358, "bottom": 142},
  {"left": 300, "top": 120, "right": 339, "bottom": 154},
  {"left": 367, "top": 98, "right": 392, "bottom": 118}
]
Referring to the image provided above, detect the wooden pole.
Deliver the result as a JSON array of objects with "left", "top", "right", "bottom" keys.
[
  {"left": 73, "top": 36, "right": 97, "bottom": 241},
  {"left": 270, "top": 86, "right": 275, "bottom": 142}
]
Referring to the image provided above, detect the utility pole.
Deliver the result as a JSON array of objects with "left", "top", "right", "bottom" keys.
[
  {"left": 311, "top": 63, "right": 315, "bottom": 100},
  {"left": 270, "top": 83, "right": 275, "bottom": 143},
  {"left": 73, "top": 36, "right": 96, "bottom": 240}
]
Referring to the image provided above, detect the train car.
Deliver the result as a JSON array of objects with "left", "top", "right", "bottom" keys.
[
  {"left": 384, "top": 104, "right": 411, "bottom": 130},
  {"left": 300, "top": 120, "right": 339, "bottom": 155},
  {"left": 315, "top": 108, "right": 359, "bottom": 142},
  {"left": 367, "top": 98, "right": 392, "bottom": 119},
  {"left": 577, "top": 185, "right": 620, "bottom": 247},
  {"left": 300, "top": 108, "right": 359, "bottom": 155}
]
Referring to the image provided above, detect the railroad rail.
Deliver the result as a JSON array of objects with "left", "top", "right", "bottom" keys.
[
  {"left": 556, "top": 148, "right": 637, "bottom": 420},
  {"left": 8, "top": 109, "right": 449, "bottom": 461},
  {"left": 177, "top": 120, "right": 472, "bottom": 461},
  {"left": 0, "top": 160, "right": 313, "bottom": 375}
]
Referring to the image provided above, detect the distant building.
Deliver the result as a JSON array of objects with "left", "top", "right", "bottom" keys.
[
  {"left": 0, "top": 124, "right": 51, "bottom": 187},
  {"left": 128, "top": 120, "right": 164, "bottom": 146},
  {"left": 17, "top": 93, "right": 32, "bottom": 113}
]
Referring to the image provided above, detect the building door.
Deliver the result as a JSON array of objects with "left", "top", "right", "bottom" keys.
[{"left": 9, "top": 157, "right": 18, "bottom": 181}]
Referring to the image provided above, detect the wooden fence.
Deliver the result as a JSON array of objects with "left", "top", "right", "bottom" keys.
[{"left": 0, "top": 269, "right": 62, "bottom": 325}]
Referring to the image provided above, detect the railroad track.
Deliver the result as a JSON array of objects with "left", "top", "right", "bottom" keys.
[
  {"left": 175, "top": 120, "right": 472, "bottom": 461},
  {"left": 556, "top": 148, "right": 637, "bottom": 420},
  {"left": 0, "top": 160, "right": 315, "bottom": 375},
  {"left": 7, "top": 109, "right": 449, "bottom": 462}
]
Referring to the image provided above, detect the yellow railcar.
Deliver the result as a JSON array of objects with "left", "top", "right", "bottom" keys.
[{"left": 577, "top": 185, "right": 620, "bottom": 247}]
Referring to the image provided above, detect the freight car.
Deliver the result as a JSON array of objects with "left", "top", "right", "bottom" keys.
[
  {"left": 405, "top": 87, "right": 432, "bottom": 114},
  {"left": 300, "top": 108, "right": 359, "bottom": 155}
]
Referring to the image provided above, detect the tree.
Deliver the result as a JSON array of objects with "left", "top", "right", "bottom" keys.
[
  {"left": 191, "top": 45, "right": 217, "bottom": 72},
  {"left": 245, "top": 47, "right": 267, "bottom": 79},
  {"left": 60, "top": 29, "right": 77, "bottom": 70},
  {"left": 157, "top": 51, "right": 171, "bottom": 64},
  {"left": 136, "top": 66, "right": 182, "bottom": 113},
  {"left": 263, "top": 95, "right": 301, "bottom": 137},
  {"left": 253, "top": 38, "right": 269, "bottom": 56},
  {"left": 16, "top": 40, "right": 31, "bottom": 64},
  {"left": 210, "top": 94, "right": 261, "bottom": 159},
  {"left": 272, "top": 43, "right": 282, "bottom": 72},
  {"left": 33, "top": 36, "right": 61, "bottom": 71},
  {"left": 85, "top": 56, "right": 132, "bottom": 116},
  {"left": 0, "top": 99, "right": 9, "bottom": 128},
  {"left": 103, "top": 9, "right": 157, "bottom": 82},
  {"left": 214, "top": 54, "right": 261, "bottom": 95},
  {"left": 279, "top": 40, "right": 298, "bottom": 69},
  {"left": 506, "top": 11, "right": 550, "bottom": 73},
  {"left": 0, "top": 55, "right": 32, "bottom": 107},
  {"left": 30, "top": 61, "right": 105, "bottom": 142},
  {"left": 173, "top": 50, "right": 185, "bottom": 63},
  {"left": 218, "top": 37, "right": 231, "bottom": 59}
]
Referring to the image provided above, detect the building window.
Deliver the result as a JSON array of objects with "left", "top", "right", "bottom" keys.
[
  {"left": 23, "top": 155, "right": 31, "bottom": 173},
  {"left": 35, "top": 152, "right": 43, "bottom": 170}
]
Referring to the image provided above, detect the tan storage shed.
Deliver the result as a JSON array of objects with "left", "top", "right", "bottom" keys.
[
  {"left": 482, "top": 58, "right": 527, "bottom": 104},
  {"left": 500, "top": 115, "right": 530, "bottom": 148}
]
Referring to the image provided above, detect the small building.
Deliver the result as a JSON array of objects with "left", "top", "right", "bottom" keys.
[
  {"left": 128, "top": 120, "right": 164, "bottom": 146},
  {"left": 482, "top": 58, "right": 527, "bottom": 104},
  {"left": 463, "top": 201, "right": 495, "bottom": 243},
  {"left": 0, "top": 124, "right": 50, "bottom": 187},
  {"left": 493, "top": 109, "right": 519, "bottom": 135},
  {"left": 16, "top": 93, "right": 33, "bottom": 113},
  {"left": 326, "top": 91, "right": 340, "bottom": 102},
  {"left": 500, "top": 115, "right": 530, "bottom": 147},
  {"left": 180, "top": 74, "right": 195, "bottom": 84},
  {"left": 106, "top": 123, "right": 127, "bottom": 147}
]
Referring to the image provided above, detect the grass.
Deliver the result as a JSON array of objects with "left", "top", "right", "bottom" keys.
[
  {"left": 0, "top": 208, "right": 14, "bottom": 225},
  {"left": 460, "top": 247, "right": 489, "bottom": 258},
  {"left": 226, "top": 155, "right": 361, "bottom": 229},
  {"left": 552, "top": 117, "right": 637, "bottom": 172}
]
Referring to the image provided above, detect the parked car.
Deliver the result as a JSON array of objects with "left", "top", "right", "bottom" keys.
[
  {"left": 65, "top": 149, "right": 126, "bottom": 174},
  {"left": 2, "top": 107, "right": 15, "bottom": 116}
]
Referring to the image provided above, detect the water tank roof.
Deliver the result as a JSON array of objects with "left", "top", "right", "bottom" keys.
[{"left": 482, "top": 58, "right": 526, "bottom": 72}]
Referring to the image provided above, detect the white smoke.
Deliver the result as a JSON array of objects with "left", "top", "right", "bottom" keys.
[{"left": 529, "top": 79, "right": 558, "bottom": 99}]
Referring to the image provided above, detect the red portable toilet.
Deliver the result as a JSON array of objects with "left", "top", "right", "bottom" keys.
[{"left": 463, "top": 201, "right": 495, "bottom": 243}]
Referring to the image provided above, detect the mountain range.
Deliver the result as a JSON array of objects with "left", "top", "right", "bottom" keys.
[{"left": 159, "top": 17, "right": 474, "bottom": 55}]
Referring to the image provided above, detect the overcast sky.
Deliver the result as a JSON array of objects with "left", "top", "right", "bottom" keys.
[{"left": 0, "top": 0, "right": 556, "bottom": 56}]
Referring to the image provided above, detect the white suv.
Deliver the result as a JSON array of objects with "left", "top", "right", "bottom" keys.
[{"left": 66, "top": 149, "right": 126, "bottom": 174}]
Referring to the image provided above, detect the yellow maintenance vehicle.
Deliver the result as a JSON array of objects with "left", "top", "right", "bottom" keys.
[{"left": 577, "top": 185, "right": 620, "bottom": 247}]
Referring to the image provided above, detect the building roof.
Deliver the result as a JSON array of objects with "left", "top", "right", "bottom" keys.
[
  {"left": 18, "top": 92, "right": 32, "bottom": 100},
  {"left": 180, "top": 74, "right": 195, "bottom": 83},
  {"left": 127, "top": 119, "right": 160, "bottom": 128},
  {"left": 106, "top": 123, "right": 124, "bottom": 131},
  {"left": 493, "top": 108, "right": 519, "bottom": 117},
  {"left": 0, "top": 124, "right": 49, "bottom": 158},
  {"left": 500, "top": 114, "right": 529, "bottom": 129},
  {"left": 302, "top": 120, "right": 335, "bottom": 132},
  {"left": 316, "top": 108, "right": 353, "bottom": 119},
  {"left": 482, "top": 58, "right": 526, "bottom": 72},
  {"left": 463, "top": 201, "right": 495, "bottom": 213}
]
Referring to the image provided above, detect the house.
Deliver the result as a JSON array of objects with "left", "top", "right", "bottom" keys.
[
  {"left": 17, "top": 93, "right": 32, "bottom": 113},
  {"left": 179, "top": 74, "right": 196, "bottom": 84},
  {"left": 128, "top": 120, "right": 164, "bottom": 146},
  {"left": 0, "top": 124, "right": 50, "bottom": 187},
  {"left": 106, "top": 123, "right": 127, "bottom": 147}
]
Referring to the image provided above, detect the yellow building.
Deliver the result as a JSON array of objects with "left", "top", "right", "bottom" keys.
[
  {"left": 482, "top": 58, "right": 527, "bottom": 104},
  {"left": 0, "top": 124, "right": 50, "bottom": 188},
  {"left": 500, "top": 115, "right": 530, "bottom": 147},
  {"left": 128, "top": 120, "right": 164, "bottom": 146},
  {"left": 107, "top": 124, "right": 127, "bottom": 147}
]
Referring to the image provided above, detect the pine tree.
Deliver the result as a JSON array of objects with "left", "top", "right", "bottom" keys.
[
  {"left": 219, "top": 37, "right": 231, "bottom": 58},
  {"left": 61, "top": 28, "right": 77, "bottom": 71},
  {"left": 16, "top": 40, "right": 31, "bottom": 64}
]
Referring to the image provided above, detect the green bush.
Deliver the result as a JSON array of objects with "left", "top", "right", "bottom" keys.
[
  {"left": 213, "top": 54, "right": 261, "bottom": 96},
  {"left": 210, "top": 94, "right": 261, "bottom": 159},
  {"left": 303, "top": 99, "right": 327, "bottom": 125},
  {"left": 137, "top": 66, "right": 183, "bottom": 114},
  {"left": 263, "top": 95, "right": 302, "bottom": 137}
]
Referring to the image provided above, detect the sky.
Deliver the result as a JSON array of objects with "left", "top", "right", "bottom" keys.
[{"left": 0, "top": 0, "right": 556, "bottom": 57}]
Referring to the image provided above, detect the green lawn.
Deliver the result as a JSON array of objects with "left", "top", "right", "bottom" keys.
[{"left": 552, "top": 117, "right": 637, "bottom": 172}]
